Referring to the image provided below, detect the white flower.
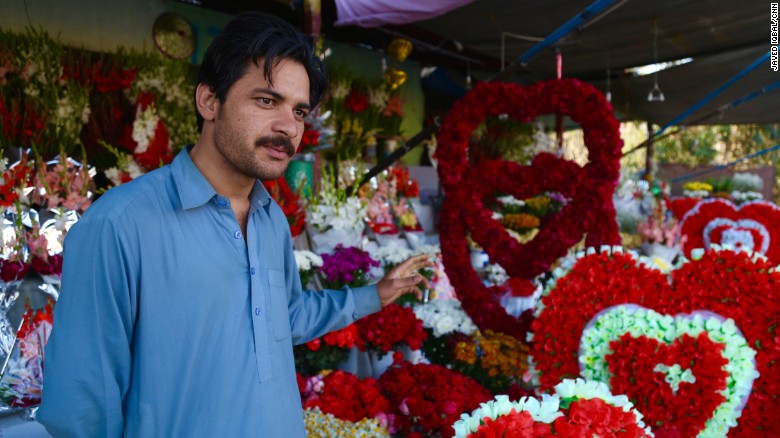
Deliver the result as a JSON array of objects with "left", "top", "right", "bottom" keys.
[
  {"left": 368, "top": 88, "right": 389, "bottom": 109},
  {"left": 731, "top": 172, "right": 763, "bottom": 192},
  {"left": 452, "top": 394, "right": 563, "bottom": 437},
  {"left": 306, "top": 187, "right": 366, "bottom": 233},
  {"left": 413, "top": 298, "right": 477, "bottom": 337},
  {"left": 485, "top": 263, "right": 508, "bottom": 285},
  {"left": 497, "top": 195, "right": 524, "bottom": 207},
  {"left": 294, "top": 250, "right": 323, "bottom": 272},
  {"left": 330, "top": 80, "right": 351, "bottom": 99},
  {"left": 370, "top": 244, "right": 413, "bottom": 266},
  {"left": 132, "top": 105, "right": 160, "bottom": 154},
  {"left": 683, "top": 189, "right": 710, "bottom": 199},
  {"left": 730, "top": 191, "right": 763, "bottom": 204}
]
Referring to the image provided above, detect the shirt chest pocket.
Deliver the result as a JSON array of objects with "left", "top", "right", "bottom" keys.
[{"left": 268, "top": 269, "right": 292, "bottom": 341}]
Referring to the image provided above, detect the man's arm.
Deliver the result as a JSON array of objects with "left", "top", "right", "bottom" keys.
[
  {"left": 37, "top": 215, "right": 135, "bottom": 438},
  {"left": 281, "top": 230, "right": 432, "bottom": 345}
]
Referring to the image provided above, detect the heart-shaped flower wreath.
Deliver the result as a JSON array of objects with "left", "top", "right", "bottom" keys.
[
  {"left": 435, "top": 79, "right": 622, "bottom": 338},
  {"left": 529, "top": 247, "right": 780, "bottom": 436}
]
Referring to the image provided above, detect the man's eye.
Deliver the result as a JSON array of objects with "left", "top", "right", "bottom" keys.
[
  {"left": 294, "top": 109, "right": 308, "bottom": 119},
  {"left": 258, "top": 98, "right": 273, "bottom": 105}
]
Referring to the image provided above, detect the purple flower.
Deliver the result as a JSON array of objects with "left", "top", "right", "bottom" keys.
[{"left": 320, "top": 245, "right": 379, "bottom": 289}]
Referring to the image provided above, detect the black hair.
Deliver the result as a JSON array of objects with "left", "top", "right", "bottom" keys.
[{"left": 195, "top": 12, "right": 328, "bottom": 131}]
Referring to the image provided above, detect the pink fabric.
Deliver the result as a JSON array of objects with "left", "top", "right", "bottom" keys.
[{"left": 334, "top": 0, "right": 477, "bottom": 27}]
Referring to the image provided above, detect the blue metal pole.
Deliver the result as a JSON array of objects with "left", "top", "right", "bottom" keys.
[
  {"left": 518, "top": 0, "right": 622, "bottom": 66},
  {"left": 656, "top": 51, "right": 771, "bottom": 136},
  {"left": 670, "top": 142, "right": 780, "bottom": 183}
]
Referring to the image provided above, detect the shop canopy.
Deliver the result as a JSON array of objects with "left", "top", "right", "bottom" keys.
[{"left": 195, "top": 0, "right": 776, "bottom": 126}]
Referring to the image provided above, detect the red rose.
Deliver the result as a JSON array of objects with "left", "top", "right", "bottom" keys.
[
  {"left": 344, "top": 90, "right": 368, "bottom": 113},
  {"left": 0, "top": 259, "right": 29, "bottom": 283}
]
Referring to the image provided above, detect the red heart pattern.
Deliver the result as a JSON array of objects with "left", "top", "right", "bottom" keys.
[
  {"left": 609, "top": 332, "right": 728, "bottom": 437},
  {"left": 530, "top": 247, "right": 780, "bottom": 436},
  {"left": 435, "top": 79, "right": 621, "bottom": 338},
  {"left": 679, "top": 199, "right": 780, "bottom": 265},
  {"left": 579, "top": 305, "right": 757, "bottom": 436}
]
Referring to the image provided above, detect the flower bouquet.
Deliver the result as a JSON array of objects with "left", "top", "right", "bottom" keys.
[
  {"left": 294, "top": 249, "right": 322, "bottom": 290},
  {"left": 306, "top": 170, "right": 366, "bottom": 254},
  {"left": 365, "top": 176, "right": 401, "bottom": 244},
  {"left": 294, "top": 245, "right": 378, "bottom": 375},
  {"left": 452, "top": 378, "right": 653, "bottom": 437},
  {"left": 637, "top": 199, "right": 684, "bottom": 268},
  {"left": 450, "top": 329, "right": 530, "bottom": 395},
  {"left": 303, "top": 407, "right": 390, "bottom": 438},
  {"left": 322, "top": 71, "right": 382, "bottom": 161},
  {"left": 319, "top": 245, "right": 378, "bottom": 290},
  {"left": 354, "top": 303, "right": 428, "bottom": 358},
  {"left": 682, "top": 181, "right": 713, "bottom": 199},
  {"left": 379, "top": 362, "right": 492, "bottom": 438},
  {"left": 0, "top": 301, "right": 53, "bottom": 408},
  {"left": 300, "top": 370, "right": 394, "bottom": 429},
  {"left": 414, "top": 297, "right": 477, "bottom": 368}
]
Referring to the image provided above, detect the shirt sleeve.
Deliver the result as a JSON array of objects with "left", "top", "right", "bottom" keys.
[
  {"left": 37, "top": 214, "right": 136, "bottom": 438},
  {"left": 282, "top": 232, "right": 382, "bottom": 346}
]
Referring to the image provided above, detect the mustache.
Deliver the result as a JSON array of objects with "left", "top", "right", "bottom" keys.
[{"left": 255, "top": 135, "right": 295, "bottom": 157}]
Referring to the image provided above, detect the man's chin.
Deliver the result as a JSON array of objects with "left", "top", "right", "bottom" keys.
[{"left": 255, "top": 162, "right": 289, "bottom": 181}]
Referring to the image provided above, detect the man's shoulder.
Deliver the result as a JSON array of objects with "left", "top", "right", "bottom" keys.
[{"left": 82, "top": 166, "right": 173, "bottom": 223}]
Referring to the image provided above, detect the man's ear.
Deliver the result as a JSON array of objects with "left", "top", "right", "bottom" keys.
[{"left": 195, "top": 83, "right": 219, "bottom": 122}]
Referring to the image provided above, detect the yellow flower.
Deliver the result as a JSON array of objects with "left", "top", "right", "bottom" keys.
[
  {"left": 524, "top": 196, "right": 550, "bottom": 212},
  {"left": 683, "top": 181, "right": 713, "bottom": 192},
  {"left": 500, "top": 213, "right": 540, "bottom": 231}
]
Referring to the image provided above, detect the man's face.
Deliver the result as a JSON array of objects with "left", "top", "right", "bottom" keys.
[{"left": 212, "top": 58, "right": 310, "bottom": 181}]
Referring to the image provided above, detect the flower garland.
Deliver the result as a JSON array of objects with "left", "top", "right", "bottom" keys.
[
  {"left": 379, "top": 362, "right": 492, "bottom": 438},
  {"left": 453, "top": 378, "right": 652, "bottom": 437},
  {"left": 435, "top": 79, "right": 622, "bottom": 339},
  {"left": 679, "top": 198, "right": 780, "bottom": 264},
  {"left": 580, "top": 306, "right": 758, "bottom": 436},
  {"left": 529, "top": 246, "right": 780, "bottom": 435}
]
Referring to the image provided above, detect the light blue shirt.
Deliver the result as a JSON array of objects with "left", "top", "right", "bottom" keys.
[{"left": 37, "top": 146, "right": 381, "bottom": 437}]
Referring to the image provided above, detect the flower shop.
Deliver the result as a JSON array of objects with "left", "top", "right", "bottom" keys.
[{"left": 1, "top": 0, "right": 779, "bottom": 436}]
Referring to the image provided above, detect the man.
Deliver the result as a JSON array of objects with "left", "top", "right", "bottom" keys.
[{"left": 38, "top": 12, "right": 431, "bottom": 437}]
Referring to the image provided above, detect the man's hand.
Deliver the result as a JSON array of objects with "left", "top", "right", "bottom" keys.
[{"left": 376, "top": 254, "right": 435, "bottom": 306}]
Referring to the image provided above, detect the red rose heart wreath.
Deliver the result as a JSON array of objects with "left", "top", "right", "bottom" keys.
[
  {"left": 530, "top": 247, "right": 780, "bottom": 436},
  {"left": 679, "top": 198, "right": 780, "bottom": 265},
  {"left": 435, "top": 79, "right": 622, "bottom": 338},
  {"left": 669, "top": 196, "right": 701, "bottom": 221}
]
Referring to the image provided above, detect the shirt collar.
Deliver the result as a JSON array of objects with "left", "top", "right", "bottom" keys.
[{"left": 172, "top": 145, "right": 272, "bottom": 210}]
